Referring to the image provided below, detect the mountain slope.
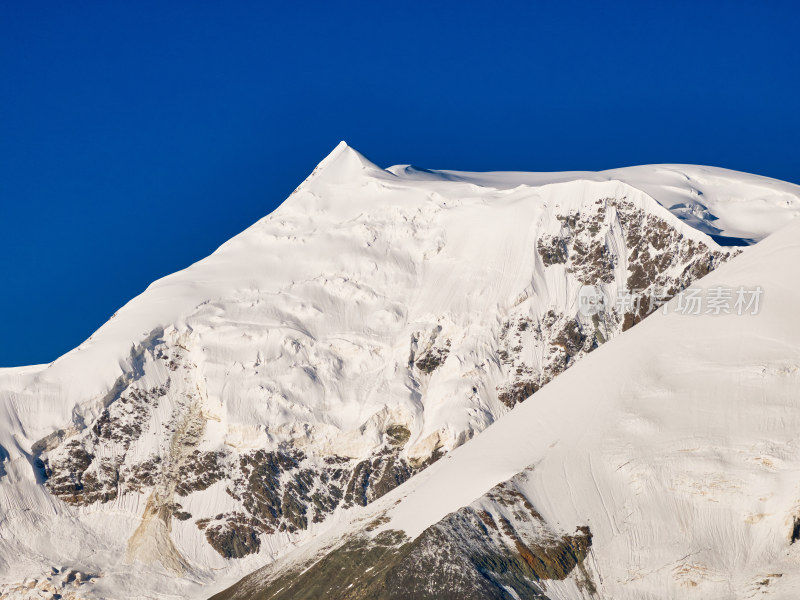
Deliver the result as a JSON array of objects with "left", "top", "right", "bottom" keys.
[
  {"left": 401, "top": 162, "right": 800, "bottom": 244},
  {"left": 215, "top": 212, "right": 800, "bottom": 600},
  {"left": 0, "top": 144, "right": 798, "bottom": 599}
]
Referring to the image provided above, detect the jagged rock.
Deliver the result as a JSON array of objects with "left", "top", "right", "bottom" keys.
[{"left": 211, "top": 475, "right": 593, "bottom": 600}]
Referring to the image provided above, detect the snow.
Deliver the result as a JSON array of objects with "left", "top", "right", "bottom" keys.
[
  {"left": 392, "top": 161, "right": 800, "bottom": 244},
  {"left": 365, "top": 216, "right": 800, "bottom": 597},
  {"left": 0, "top": 142, "right": 799, "bottom": 598},
  {"left": 3, "top": 143, "right": 796, "bottom": 414}
]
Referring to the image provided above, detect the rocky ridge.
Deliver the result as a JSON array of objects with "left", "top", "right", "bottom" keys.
[{"left": 211, "top": 470, "right": 596, "bottom": 600}]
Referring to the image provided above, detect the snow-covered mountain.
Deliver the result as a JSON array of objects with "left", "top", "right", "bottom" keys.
[
  {"left": 0, "top": 143, "right": 798, "bottom": 599},
  {"left": 214, "top": 212, "right": 800, "bottom": 600}
]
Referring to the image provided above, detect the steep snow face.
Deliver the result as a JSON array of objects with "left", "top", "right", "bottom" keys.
[
  {"left": 216, "top": 215, "right": 800, "bottom": 600},
  {"left": 0, "top": 143, "right": 797, "bottom": 598}
]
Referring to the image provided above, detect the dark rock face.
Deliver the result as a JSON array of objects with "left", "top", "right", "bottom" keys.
[
  {"left": 0, "top": 444, "right": 7, "bottom": 479},
  {"left": 42, "top": 378, "right": 174, "bottom": 505},
  {"left": 211, "top": 474, "right": 594, "bottom": 600},
  {"left": 41, "top": 440, "right": 96, "bottom": 503},
  {"left": 198, "top": 513, "right": 263, "bottom": 559},
  {"left": 497, "top": 379, "right": 539, "bottom": 409},
  {"left": 92, "top": 383, "right": 169, "bottom": 448},
  {"left": 496, "top": 197, "right": 735, "bottom": 408},
  {"left": 537, "top": 235, "right": 569, "bottom": 267},
  {"left": 385, "top": 425, "right": 411, "bottom": 446},
  {"left": 410, "top": 326, "right": 451, "bottom": 375},
  {"left": 343, "top": 449, "right": 414, "bottom": 508},
  {"left": 174, "top": 450, "right": 227, "bottom": 496},
  {"left": 198, "top": 446, "right": 417, "bottom": 557}
]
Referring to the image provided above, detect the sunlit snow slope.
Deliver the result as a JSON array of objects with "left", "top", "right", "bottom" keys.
[
  {"left": 216, "top": 207, "right": 800, "bottom": 600},
  {"left": 0, "top": 143, "right": 798, "bottom": 599},
  {"left": 408, "top": 162, "right": 800, "bottom": 244}
]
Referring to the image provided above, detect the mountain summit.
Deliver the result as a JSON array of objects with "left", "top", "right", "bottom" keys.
[{"left": 1, "top": 147, "right": 799, "bottom": 599}]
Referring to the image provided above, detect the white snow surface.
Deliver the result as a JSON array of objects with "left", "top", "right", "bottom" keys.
[
  {"left": 241, "top": 215, "right": 800, "bottom": 600},
  {"left": 397, "top": 162, "right": 800, "bottom": 243},
  {"left": 356, "top": 215, "right": 800, "bottom": 598},
  {"left": 0, "top": 142, "right": 798, "bottom": 598}
]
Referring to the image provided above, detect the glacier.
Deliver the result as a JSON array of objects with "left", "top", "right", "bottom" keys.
[{"left": 1, "top": 143, "right": 799, "bottom": 599}]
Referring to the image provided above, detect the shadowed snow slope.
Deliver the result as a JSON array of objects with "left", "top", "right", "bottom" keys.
[{"left": 0, "top": 143, "right": 799, "bottom": 599}]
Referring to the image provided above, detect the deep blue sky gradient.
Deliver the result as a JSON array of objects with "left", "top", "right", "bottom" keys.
[{"left": 2, "top": 1, "right": 799, "bottom": 366}]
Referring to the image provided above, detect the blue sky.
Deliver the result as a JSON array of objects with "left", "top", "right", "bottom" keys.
[{"left": 1, "top": 0, "right": 799, "bottom": 366}]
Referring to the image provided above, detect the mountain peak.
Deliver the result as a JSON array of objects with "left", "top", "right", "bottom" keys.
[
  {"left": 301, "top": 141, "right": 385, "bottom": 188},
  {"left": 3, "top": 153, "right": 800, "bottom": 599}
]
